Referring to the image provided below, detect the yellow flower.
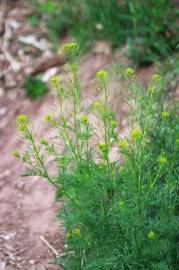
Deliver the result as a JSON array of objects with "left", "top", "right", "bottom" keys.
[
  {"left": 151, "top": 73, "right": 161, "bottom": 83},
  {"left": 80, "top": 115, "right": 88, "bottom": 124},
  {"left": 131, "top": 128, "right": 141, "bottom": 140},
  {"left": 49, "top": 75, "right": 60, "bottom": 86},
  {"left": 96, "top": 69, "right": 107, "bottom": 79},
  {"left": 18, "top": 124, "right": 26, "bottom": 132},
  {"left": 125, "top": 68, "right": 135, "bottom": 78},
  {"left": 98, "top": 143, "right": 106, "bottom": 152},
  {"left": 148, "top": 230, "right": 156, "bottom": 239},
  {"left": 72, "top": 228, "right": 80, "bottom": 238},
  {"left": 43, "top": 113, "right": 52, "bottom": 122},
  {"left": 12, "top": 150, "right": 20, "bottom": 158},
  {"left": 157, "top": 155, "right": 167, "bottom": 166},
  {"left": 16, "top": 114, "right": 28, "bottom": 124},
  {"left": 161, "top": 111, "right": 169, "bottom": 119},
  {"left": 93, "top": 100, "right": 102, "bottom": 110},
  {"left": 63, "top": 42, "right": 79, "bottom": 52},
  {"left": 118, "top": 139, "right": 127, "bottom": 149}
]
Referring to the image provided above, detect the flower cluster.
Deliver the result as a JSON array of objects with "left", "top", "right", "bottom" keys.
[
  {"left": 93, "top": 100, "right": 102, "bottom": 110},
  {"left": 96, "top": 69, "right": 107, "bottom": 79},
  {"left": 148, "top": 230, "right": 156, "bottom": 239},
  {"left": 43, "top": 113, "right": 52, "bottom": 122},
  {"left": 161, "top": 111, "right": 169, "bottom": 119},
  {"left": 124, "top": 67, "right": 135, "bottom": 78},
  {"left": 98, "top": 142, "right": 107, "bottom": 153},
  {"left": 157, "top": 155, "right": 167, "bottom": 166},
  {"left": 63, "top": 42, "right": 79, "bottom": 52},
  {"left": 151, "top": 73, "right": 161, "bottom": 83},
  {"left": 12, "top": 149, "right": 20, "bottom": 158},
  {"left": 66, "top": 228, "right": 81, "bottom": 239},
  {"left": 80, "top": 115, "right": 88, "bottom": 125},
  {"left": 118, "top": 139, "right": 127, "bottom": 149},
  {"left": 16, "top": 114, "right": 28, "bottom": 132},
  {"left": 16, "top": 114, "right": 28, "bottom": 124},
  {"left": 49, "top": 75, "right": 60, "bottom": 86},
  {"left": 131, "top": 128, "right": 141, "bottom": 140}
]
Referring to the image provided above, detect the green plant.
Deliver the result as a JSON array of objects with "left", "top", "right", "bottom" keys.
[
  {"left": 28, "top": 0, "right": 179, "bottom": 65},
  {"left": 14, "top": 44, "right": 179, "bottom": 269},
  {"left": 159, "top": 52, "right": 179, "bottom": 96},
  {"left": 23, "top": 75, "right": 48, "bottom": 100},
  {"left": 27, "top": 13, "right": 41, "bottom": 28}
]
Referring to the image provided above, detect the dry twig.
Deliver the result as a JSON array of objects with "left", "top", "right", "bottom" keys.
[{"left": 40, "top": 235, "right": 59, "bottom": 257}]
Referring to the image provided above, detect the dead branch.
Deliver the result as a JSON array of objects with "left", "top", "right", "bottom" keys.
[
  {"left": 40, "top": 235, "right": 59, "bottom": 257},
  {"left": 30, "top": 55, "right": 65, "bottom": 76}
]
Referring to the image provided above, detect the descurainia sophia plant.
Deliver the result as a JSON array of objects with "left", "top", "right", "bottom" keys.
[{"left": 13, "top": 43, "right": 179, "bottom": 270}]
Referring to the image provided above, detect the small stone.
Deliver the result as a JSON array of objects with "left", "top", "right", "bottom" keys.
[
  {"left": 29, "top": 260, "right": 35, "bottom": 265},
  {"left": 0, "top": 261, "right": 6, "bottom": 270}
]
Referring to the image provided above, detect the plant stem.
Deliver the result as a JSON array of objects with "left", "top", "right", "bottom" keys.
[{"left": 25, "top": 126, "right": 58, "bottom": 187}]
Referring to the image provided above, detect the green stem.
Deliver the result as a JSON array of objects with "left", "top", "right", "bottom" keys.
[
  {"left": 72, "top": 68, "right": 81, "bottom": 162},
  {"left": 56, "top": 83, "right": 79, "bottom": 163},
  {"left": 25, "top": 126, "right": 58, "bottom": 187},
  {"left": 103, "top": 80, "right": 111, "bottom": 181}
]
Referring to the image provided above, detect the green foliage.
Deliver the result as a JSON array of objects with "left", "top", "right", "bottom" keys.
[
  {"left": 23, "top": 75, "right": 48, "bottom": 100},
  {"left": 15, "top": 44, "right": 179, "bottom": 269},
  {"left": 29, "top": 0, "right": 179, "bottom": 65},
  {"left": 27, "top": 14, "right": 41, "bottom": 28}
]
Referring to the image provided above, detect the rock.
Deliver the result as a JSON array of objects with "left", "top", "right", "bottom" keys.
[
  {"left": 5, "top": 72, "right": 17, "bottom": 89},
  {"left": 0, "top": 261, "right": 6, "bottom": 270}
]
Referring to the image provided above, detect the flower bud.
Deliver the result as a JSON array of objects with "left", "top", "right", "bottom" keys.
[
  {"left": 49, "top": 75, "right": 60, "bottom": 86},
  {"left": 12, "top": 150, "right": 20, "bottom": 158},
  {"left": 118, "top": 139, "right": 127, "bottom": 149},
  {"left": 151, "top": 73, "right": 161, "bottom": 83},
  {"left": 72, "top": 228, "right": 80, "bottom": 238},
  {"left": 131, "top": 128, "right": 141, "bottom": 140},
  {"left": 16, "top": 114, "right": 28, "bottom": 124},
  {"left": 161, "top": 111, "right": 169, "bottom": 119},
  {"left": 157, "top": 155, "right": 167, "bottom": 166},
  {"left": 43, "top": 113, "right": 52, "bottom": 122},
  {"left": 96, "top": 69, "right": 107, "bottom": 79},
  {"left": 148, "top": 230, "right": 156, "bottom": 239},
  {"left": 124, "top": 68, "right": 135, "bottom": 78},
  {"left": 80, "top": 115, "right": 88, "bottom": 124}
]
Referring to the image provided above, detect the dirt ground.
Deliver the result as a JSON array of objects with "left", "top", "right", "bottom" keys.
[{"left": 0, "top": 1, "right": 178, "bottom": 270}]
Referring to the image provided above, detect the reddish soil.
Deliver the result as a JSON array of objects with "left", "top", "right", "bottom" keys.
[{"left": 0, "top": 96, "right": 63, "bottom": 270}]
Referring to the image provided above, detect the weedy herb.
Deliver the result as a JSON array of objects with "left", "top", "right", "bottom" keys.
[
  {"left": 28, "top": 0, "right": 179, "bottom": 65},
  {"left": 27, "top": 14, "right": 41, "bottom": 28},
  {"left": 15, "top": 43, "right": 179, "bottom": 269},
  {"left": 23, "top": 75, "right": 48, "bottom": 100}
]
